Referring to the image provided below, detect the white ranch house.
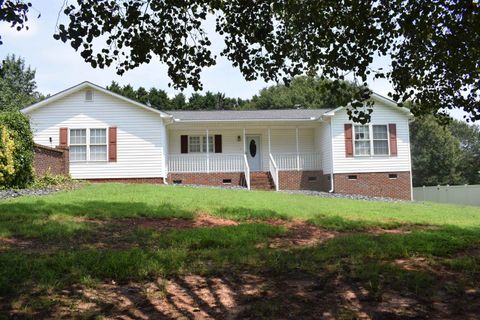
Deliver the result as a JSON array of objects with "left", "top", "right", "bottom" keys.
[{"left": 23, "top": 82, "right": 413, "bottom": 200}]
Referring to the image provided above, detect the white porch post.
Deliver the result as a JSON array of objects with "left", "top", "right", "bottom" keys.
[
  {"left": 243, "top": 128, "right": 246, "bottom": 153},
  {"left": 296, "top": 127, "right": 300, "bottom": 171},
  {"left": 268, "top": 128, "right": 271, "bottom": 154},
  {"left": 206, "top": 129, "right": 210, "bottom": 173}
]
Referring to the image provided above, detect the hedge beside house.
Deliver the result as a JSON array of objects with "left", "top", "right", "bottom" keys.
[{"left": 0, "top": 112, "right": 34, "bottom": 188}]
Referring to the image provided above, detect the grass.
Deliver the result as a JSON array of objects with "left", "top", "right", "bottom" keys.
[{"left": 0, "top": 183, "right": 480, "bottom": 317}]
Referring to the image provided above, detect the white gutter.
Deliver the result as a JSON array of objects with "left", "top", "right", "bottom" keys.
[
  {"left": 171, "top": 117, "right": 321, "bottom": 123},
  {"left": 329, "top": 118, "right": 335, "bottom": 193}
]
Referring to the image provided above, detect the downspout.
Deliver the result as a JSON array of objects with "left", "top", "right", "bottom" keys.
[
  {"left": 328, "top": 118, "right": 335, "bottom": 193},
  {"left": 162, "top": 115, "right": 173, "bottom": 185}
]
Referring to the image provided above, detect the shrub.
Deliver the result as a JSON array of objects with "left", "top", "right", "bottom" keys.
[
  {"left": 0, "top": 111, "right": 34, "bottom": 188},
  {"left": 32, "top": 170, "right": 75, "bottom": 189},
  {"left": 0, "top": 126, "right": 16, "bottom": 185}
]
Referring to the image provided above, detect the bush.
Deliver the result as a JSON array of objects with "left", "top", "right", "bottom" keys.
[
  {"left": 0, "top": 111, "right": 34, "bottom": 188},
  {"left": 31, "top": 170, "right": 75, "bottom": 189}
]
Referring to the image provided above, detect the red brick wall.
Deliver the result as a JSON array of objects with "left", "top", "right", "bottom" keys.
[
  {"left": 88, "top": 177, "right": 165, "bottom": 184},
  {"left": 278, "top": 170, "right": 329, "bottom": 191},
  {"left": 168, "top": 172, "right": 244, "bottom": 186},
  {"left": 334, "top": 171, "right": 411, "bottom": 200},
  {"left": 33, "top": 144, "right": 69, "bottom": 176}
]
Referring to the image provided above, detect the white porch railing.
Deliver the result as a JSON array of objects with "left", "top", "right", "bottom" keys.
[
  {"left": 273, "top": 152, "right": 322, "bottom": 171},
  {"left": 168, "top": 154, "right": 244, "bottom": 173},
  {"left": 243, "top": 154, "right": 251, "bottom": 190},
  {"left": 269, "top": 154, "right": 279, "bottom": 191}
]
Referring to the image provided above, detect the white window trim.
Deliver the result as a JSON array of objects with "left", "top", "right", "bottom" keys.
[
  {"left": 352, "top": 124, "right": 390, "bottom": 157},
  {"left": 69, "top": 127, "right": 109, "bottom": 162},
  {"left": 188, "top": 135, "right": 214, "bottom": 153}
]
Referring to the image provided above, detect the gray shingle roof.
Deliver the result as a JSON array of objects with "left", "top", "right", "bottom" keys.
[{"left": 166, "top": 109, "right": 332, "bottom": 121}]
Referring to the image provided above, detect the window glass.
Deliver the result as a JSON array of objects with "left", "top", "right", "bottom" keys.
[
  {"left": 202, "top": 136, "right": 214, "bottom": 153},
  {"left": 354, "top": 125, "right": 370, "bottom": 156},
  {"left": 90, "top": 145, "right": 107, "bottom": 161},
  {"left": 354, "top": 125, "right": 369, "bottom": 140},
  {"left": 90, "top": 129, "right": 106, "bottom": 144},
  {"left": 70, "top": 129, "right": 86, "bottom": 145},
  {"left": 189, "top": 136, "right": 201, "bottom": 153},
  {"left": 372, "top": 125, "right": 389, "bottom": 155},
  {"left": 70, "top": 146, "right": 87, "bottom": 161},
  {"left": 373, "top": 125, "right": 388, "bottom": 140}
]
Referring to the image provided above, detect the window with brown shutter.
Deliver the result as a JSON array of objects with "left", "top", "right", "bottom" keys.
[
  {"left": 108, "top": 127, "right": 117, "bottom": 162},
  {"left": 214, "top": 135, "right": 222, "bottom": 153},
  {"left": 344, "top": 124, "right": 353, "bottom": 157},
  {"left": 59, "top": 127, "right": 68, "bottom": 147},
  {"left": 389, "top": 123, "right": 398, "bottom": 156},
  {"left": 181, "top": 135, "right": 188, "bottom": 153}
]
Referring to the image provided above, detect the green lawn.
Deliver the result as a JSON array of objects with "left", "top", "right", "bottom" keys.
[{"left": 1, "top": 183, "right": 479, "bottom": 318}]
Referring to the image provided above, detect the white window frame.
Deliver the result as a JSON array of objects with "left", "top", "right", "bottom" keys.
[
  {"left": 69, "top": 128, "right": 108, "bottom": 162},
  {"left": 353, "top": 124, "right": 390, "bottom": 157},
  {"left": 188, "top": 135, "right": 214, "bottom": 153}
]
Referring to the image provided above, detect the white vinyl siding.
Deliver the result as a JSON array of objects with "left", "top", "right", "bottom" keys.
[
  {"left": 331, "top": 102, "right": 411, "bottom": 174},
  {"left": 28, "top": 88, "right": 166, "bottom": 179},
  {"left": 314, "top": 122, "right": 332, "bottom": 174}
]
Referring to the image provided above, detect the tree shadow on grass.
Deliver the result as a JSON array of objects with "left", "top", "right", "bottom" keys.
[
  {"left": 1, "top": 203, "right": 480, "bottom": 318},
  {"left": 0, "top": 200, "right": 196, "bottom": 240}
]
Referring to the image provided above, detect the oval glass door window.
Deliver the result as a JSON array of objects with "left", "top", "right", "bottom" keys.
[{"left": 249, "top": 139, "right": 257, "bottom": 157}]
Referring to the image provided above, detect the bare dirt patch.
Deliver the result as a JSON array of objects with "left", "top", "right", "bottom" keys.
[
  {"left": 262, "top": 220, "right": 338, "bottom": 249},
  {"left": 114, "top": 213, "right": 239, "bottom": 230}
]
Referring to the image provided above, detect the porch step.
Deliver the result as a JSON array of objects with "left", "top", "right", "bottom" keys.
[{"left": 249, "top": 172, "right": 275, "bottom": 190}]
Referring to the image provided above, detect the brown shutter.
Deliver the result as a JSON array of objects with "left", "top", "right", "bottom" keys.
[
  {"left": 389, "top": 123, "right": 398, "bottom": 156},
  {"left": 344, "top": 124, "right": 353, "bottom": 157},
  {"left": 181, "top": 135, "right": 188, "bottom": 153},
  {"left": 214, "top": 135, "right": 222, "bottom": 153},
  {"left": 59, "top": 127, "right": 68, "bottom": 147},
  {"left": 108, "top": 127, "right": 117, "bottom": 162}
]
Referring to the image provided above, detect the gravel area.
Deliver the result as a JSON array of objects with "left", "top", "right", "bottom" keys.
[
  {"left": 167, "top": 183, "right": 405, "bottom": 202},
  {"left": 0, "top": 188, "right": 59, "bottom": 200},
  {"left": 283, "top": 189, "right": 406, "bottom": 202}
]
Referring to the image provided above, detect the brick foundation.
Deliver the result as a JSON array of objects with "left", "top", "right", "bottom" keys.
[
  {"left": 33, "top": 144, "right": 69, "bottom": 176},
  {"left": 278, "top": 170, "right": 329, "bottom": 191},
  {"left": 87, "top": 177, "right": 165, "bottom": 184},
  {"left": 334, "top": 171, "right": 412, "bottom": 200},
  {"left": 168, "top": 172, "right": 244, "bottom": 187}
]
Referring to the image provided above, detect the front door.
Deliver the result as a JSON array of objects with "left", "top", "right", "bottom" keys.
[{"left": 246, "top": 135, "right": 261, "bottom": 171}]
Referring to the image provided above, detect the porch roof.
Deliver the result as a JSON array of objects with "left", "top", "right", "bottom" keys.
[{"left": 167, "top": 109, "right": 332, "bottom": 122}]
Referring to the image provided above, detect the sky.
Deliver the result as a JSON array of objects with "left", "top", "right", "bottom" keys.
[{"left": 0, "top": 1, "right": 468, "bottom": 121}]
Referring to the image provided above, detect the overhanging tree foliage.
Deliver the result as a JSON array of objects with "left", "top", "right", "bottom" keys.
[
  {"left": 0, "top": 54, "right": 41, "bottom": 111},
  {"left": 2, "top": 1, "right": 478, "bottom": 122},
  {"left": 48, "top": 0, "right": 479, "bottom": 123}
]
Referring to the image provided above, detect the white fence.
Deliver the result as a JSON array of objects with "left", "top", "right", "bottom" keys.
[{"left": 413, "top": 185, "right": 480, "bottom": 206}]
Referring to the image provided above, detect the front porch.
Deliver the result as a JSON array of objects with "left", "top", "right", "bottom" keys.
[{"left": 166, "top": 126, "right": 325, "bottom": 191}]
